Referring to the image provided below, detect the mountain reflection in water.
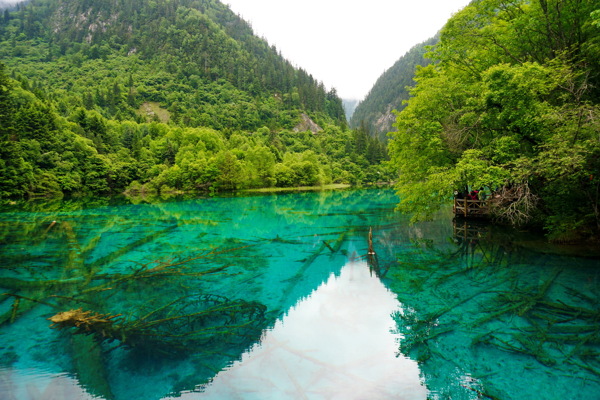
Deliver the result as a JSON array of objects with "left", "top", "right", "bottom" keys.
[
  {"left": 1, "top": 189, "right": 599, "bottom": 400},
  {"left": 192, "top": 261, "right": 426, "bottom": 400}
]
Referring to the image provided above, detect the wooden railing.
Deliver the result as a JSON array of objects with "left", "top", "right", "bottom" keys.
[{"left": 453, "top": 198, "right": 489, "bottom": 218}]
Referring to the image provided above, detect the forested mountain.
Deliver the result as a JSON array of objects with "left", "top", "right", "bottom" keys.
[
  {"left": 350, "top": 37, "right": 437, "bottom": 139},
  {"left": 389, "top": 0, "right": 600, "bottom": 241},
  {"left": 1, "top": 0, "right": 346, "bottom": 128},
  {"left": 0, "top": 0, "right": 388, "bottom": 199}
]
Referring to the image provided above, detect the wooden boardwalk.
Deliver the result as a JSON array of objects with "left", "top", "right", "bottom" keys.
[{"left": 453, "top": 198, "right": 489, "bottom": 218}]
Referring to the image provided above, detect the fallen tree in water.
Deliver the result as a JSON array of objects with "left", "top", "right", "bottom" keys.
[{"left": 49, "top": 294, "right": 267, "bottom": 356}]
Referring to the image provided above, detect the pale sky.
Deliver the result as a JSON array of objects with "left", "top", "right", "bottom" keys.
[{"left": 225, "top": 0, "right": 472, "bottom": 100}]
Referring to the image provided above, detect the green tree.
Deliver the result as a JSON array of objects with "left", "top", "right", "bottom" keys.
[
  {"left": 388, "top": 0, "right": 600, "bottom": 238},
  {"left": 246, "top": 145, "right": 276, "bottom": 187},
  {"left": 215, "top": 150, "right": 244, "bottom": 190}
]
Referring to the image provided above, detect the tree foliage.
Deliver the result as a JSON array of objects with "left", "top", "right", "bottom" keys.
[
  {"left": 0, "top": 0, "right": 389, "bottom": 200},
  {"left": 0, "top": 0, "right": 347, "bottom": 129},
  {"left": 388, "top": 0, "right": 600, "bottom": 240},
  {"left": 0, "top": 63, "right": 390, "bottom": 199}
]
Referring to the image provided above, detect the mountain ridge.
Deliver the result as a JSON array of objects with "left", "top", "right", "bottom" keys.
[{"left": 350, "top": 36, "right": 437, "bottom": 139}]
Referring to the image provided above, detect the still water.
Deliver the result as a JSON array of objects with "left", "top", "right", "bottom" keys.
[{"left": 0, "top": 188, "right": 598, "bottom": 400}]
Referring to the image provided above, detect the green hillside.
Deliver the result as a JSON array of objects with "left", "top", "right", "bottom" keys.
[
  {"left": 1, "top": 0, "right": 347, "bottom": 128},
  {"left": 0, "top": 0, "right": 389, "bottom": 199},
  {"left": 350, "top": 37, "right": 436, "bottom": 139}
]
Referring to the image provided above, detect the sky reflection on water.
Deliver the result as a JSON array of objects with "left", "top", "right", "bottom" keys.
[
  {"left": 192, "top": 261, "right": 426, "bottom": 400},
  {"left": 0, "top": 367, "right": 96, "bottom": 400}
]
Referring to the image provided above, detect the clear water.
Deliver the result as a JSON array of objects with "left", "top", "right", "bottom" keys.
[{"left": 0, "top": 188, "right": 598, "bottom": 400}]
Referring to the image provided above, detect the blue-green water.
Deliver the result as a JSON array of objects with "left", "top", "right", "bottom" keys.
[{"left": 0, "top": 188, "right": 598, "bottom": 400}]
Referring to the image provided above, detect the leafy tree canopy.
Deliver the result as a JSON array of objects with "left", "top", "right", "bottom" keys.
[{"left": 388, "top": 0, "right": 600, "bottom": 241}]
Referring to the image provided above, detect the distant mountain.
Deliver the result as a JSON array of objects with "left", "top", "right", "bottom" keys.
[
  {"left": 0, "top": 1, "right": 18, "bottom": 9},
  {"left": 342, "top": 98, "right": 359, "bottom": 121},
  {"left": 350, "top": 37, "right": 437, "bottom": 139}
]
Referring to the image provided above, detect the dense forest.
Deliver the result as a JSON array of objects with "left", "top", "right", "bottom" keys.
[
  {"left": 350, "top": 37, "right": 437, "bottom": 139},
  {"left": 0, "top": 0, "right": 389, "bottom": 199},
  {"left": 389, "top": 0, "right": 600, "bottom": 241},
  {"left": 3, "top": 0, "right": 597, "bottom": 243}
]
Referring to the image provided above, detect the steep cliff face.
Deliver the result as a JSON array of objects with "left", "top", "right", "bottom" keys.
[
  {"left": 350, "top": 37, "right": 437, "bottom": 139},
  {"left": 293, "top": 113, "right": 322, "bottom": 134},
  {"left": 372, "top": 104, "right": 397, "bottom": 134}
]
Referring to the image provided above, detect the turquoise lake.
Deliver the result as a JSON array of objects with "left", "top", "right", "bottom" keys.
[{"left": 0, "top": 188, "right": 599, "bottom": 399}]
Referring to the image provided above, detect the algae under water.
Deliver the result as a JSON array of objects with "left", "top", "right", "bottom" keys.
[{"left": 0, "top": 188, "right": 598, "bottom": 400}]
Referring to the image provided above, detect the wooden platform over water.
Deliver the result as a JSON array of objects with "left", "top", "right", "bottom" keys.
[{"left": 453, "top": 198, "right": 489, "bottom": 218}]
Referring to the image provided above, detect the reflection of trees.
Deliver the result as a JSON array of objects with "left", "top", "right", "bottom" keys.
[
  {"left": 0, "top": 188, "right": 405, "bottom": 399},
  {"left": 1, "top": 238, "right": 269, "bottom": 399},
  {"left": 0, "top": 201, "right": 274, "bottom": 399},
  {"left": 385, "top": 220, "right": 600, "bottom": 399}
]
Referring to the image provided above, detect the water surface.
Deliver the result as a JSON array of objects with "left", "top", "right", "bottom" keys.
[{"left": 0, "top": 189, "right": 598, "bottom": 399}]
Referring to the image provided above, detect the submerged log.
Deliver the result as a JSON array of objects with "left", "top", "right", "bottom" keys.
[
  {"left": 368, "top": 227, "right": 375, "bottom": 255},
  {"left": 49, "top": 294, "right": 267, "bottom": 356}
]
